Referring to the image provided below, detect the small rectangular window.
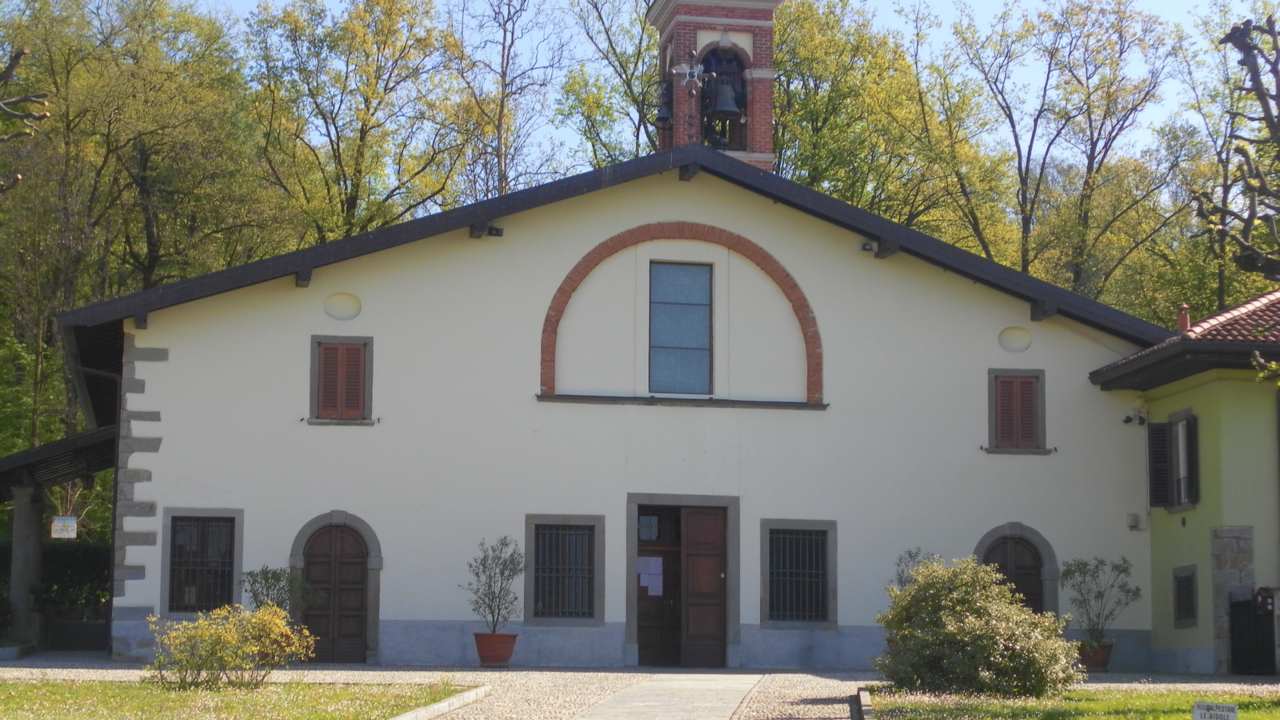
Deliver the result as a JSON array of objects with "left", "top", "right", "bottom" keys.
[
  {"left": 989, "top": 371, "right": 1044, "bottom": 451},
  {"left": 1173, "top": 566, "right": 1197, "bottom": 628},
  {"left": 169, "top": 516, "right": 235, "bottom": 613},
  {"left": 311, "top": 337, "right": 372, "bottom": 421},
  {"left": 533, "top": 524, "right": 595, "bottom": 619},
  {"left": 767, "top": 528, "right": 829, "bottom": 622},
  {"left": 649, "top": 262, "right": 711, "bottom": 395}
]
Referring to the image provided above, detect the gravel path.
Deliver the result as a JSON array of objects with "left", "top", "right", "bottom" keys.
[{"left": 1, "top": 656, "right": 1277, "bottom": 719}]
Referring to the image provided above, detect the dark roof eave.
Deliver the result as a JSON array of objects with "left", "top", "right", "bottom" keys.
[
  {"left": 0, "top": 425, "right": 118, "bottom": 482},
  {"left": 57, "top": 146, "right": 1172, "bottom": 350},
  {"left": 1089, "top": 340, "right": 1280, "bottom": 390}
]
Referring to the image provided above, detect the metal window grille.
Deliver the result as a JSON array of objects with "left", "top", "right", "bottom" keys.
[
  {"left": 768, "top": 529, "right": 828, "bottom": 622},
  {"left": 169, "top": 516, "right": 235, "bottom": 612},
  {"left": 534, "top": 525, "right": 595, "bottom": 618}
]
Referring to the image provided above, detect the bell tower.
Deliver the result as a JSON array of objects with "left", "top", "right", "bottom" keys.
[{"left": 648, "top": 0, "right": 781, "bottom": 171}]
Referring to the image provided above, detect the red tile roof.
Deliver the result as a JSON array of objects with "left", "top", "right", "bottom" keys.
[
  {"left": 1090, "top": 288, "right": 1280, "bottom": 386},
  {"left": 1182, "top": 289, "right": 1280, "bottom": 342}
]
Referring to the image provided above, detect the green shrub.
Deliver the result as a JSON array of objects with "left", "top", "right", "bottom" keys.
[
  {"left": 1059, "top": 556, "right": 1142, "bottom": 648},
  {"left": 875, "top": 557, "right": 1083, "bottom": 697},
  {"left": 241, "top": 565, "right": 313, "bottom": 615},
  {"left": 147, "top": 605, "right": 315, "bottom": 689}
]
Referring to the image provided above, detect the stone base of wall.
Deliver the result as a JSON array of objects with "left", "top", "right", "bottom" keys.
[
  {"left": 380, "top": 621, "right": 628, "bottom": 667},
  {"left": 111, "top": 620, "right": 154, "bottom": 662},
  {"left": 1151, "top": 646, "right": 1216, "bottom": 675}
]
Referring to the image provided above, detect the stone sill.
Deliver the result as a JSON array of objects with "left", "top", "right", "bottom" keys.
[{"left": 536, "top": 394, "right": 827, "bottom": 410}]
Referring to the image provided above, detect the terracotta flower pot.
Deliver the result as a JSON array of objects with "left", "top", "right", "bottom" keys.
[
  {"left": 474, "top": 632, "right": 518, "bottom": 667},
  {"left": 1078, "top": 640, "right": 1113, "bottom": 672}
]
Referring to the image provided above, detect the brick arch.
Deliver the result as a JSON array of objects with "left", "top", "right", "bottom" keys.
[{"left": 539, "top": 222, "right": 823, "bottom": 404}]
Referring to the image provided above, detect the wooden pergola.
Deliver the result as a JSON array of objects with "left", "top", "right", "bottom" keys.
[{"left": 0, "top": 426, "right": 117, "bottom": 647}]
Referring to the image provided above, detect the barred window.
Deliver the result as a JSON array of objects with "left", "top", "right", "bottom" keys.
[
  {"left": 169, "top": 516, "right": 235, "bottom": 612},
  {"left": 768, "top": 528, "right": 829, "bottom": 622},
  {"left": 533, "top": 524, "right": 595, "bottom": 618}
]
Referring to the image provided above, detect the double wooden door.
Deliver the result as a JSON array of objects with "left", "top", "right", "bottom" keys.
[
  {"left": 635, "top": 506, "right": 727, "bottom": 668},
  {"left": 303, "top": 525, "right": 368, "bottom": 663}
]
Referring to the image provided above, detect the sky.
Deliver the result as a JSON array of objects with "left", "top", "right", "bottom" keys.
[
  {"left": 201, "top": 0, "right": 1217, "bottom": 34},
  {"left": 198, "top": 0, "right": 1232, "bottom": 158}
]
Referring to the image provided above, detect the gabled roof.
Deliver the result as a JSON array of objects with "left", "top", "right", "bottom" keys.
[
  {"left": 58, "top": 145, "right": 1169, "bottom": 343},
  {"left": 1090, "top": 290, "right": 1280, "bottom": 390}
]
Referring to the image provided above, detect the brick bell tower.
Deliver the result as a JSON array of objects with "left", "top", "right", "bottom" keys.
[{"left": 648, "top": 0, "right": 781, "bottom": 171}]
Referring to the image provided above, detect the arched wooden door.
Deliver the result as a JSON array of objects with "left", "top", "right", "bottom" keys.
[
  {"left": 983, "top": 537, "right": 1044, "bottom": 612},
  {"left": 303, "top": 525, "right": 368, "bottom": 663}
]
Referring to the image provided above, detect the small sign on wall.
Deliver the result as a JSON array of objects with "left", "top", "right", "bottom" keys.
[
  {"left": 1194, "top": 703, "right": 1237, "bottom": 720},
  {"left": 50, "top": 516, "right": 77, "bottom": 540}
]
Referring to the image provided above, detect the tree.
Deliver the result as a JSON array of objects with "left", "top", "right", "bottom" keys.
[
  {"left": 955, "top": 1, "right": 1080, "bottom": 273},
  {"left": 250, "top": 0, "right": 470, "bottom": 243},
  {"left": 774, "top": 0, "right": 954, "bottom": 228},
  {"left": 447, "top": 0, "right": 567, "bottom": 199},
  {"left": 555, "top": 0, "right": 657, "bottom": 166},
  {"left": 0, "top": 47, "right": 49, "bottom": 192},
  {"left": 1174, "top": 0, "right": 1278, "bottom": 313},
  {"left": 1194, "top": 14, "right": 1280, "bottom": 278}
]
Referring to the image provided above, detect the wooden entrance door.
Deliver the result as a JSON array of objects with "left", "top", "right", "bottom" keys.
[
  {"left": 983, "top": 537, "right": 1043, "bottom": 612},
  {"left": 681, "top": 507, "right": 726, "bottom": 667},
  {"left": 303, "top": 525, "right": 368, "bottom": 663}
]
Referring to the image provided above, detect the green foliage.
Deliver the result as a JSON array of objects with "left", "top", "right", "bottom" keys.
[
  {"left": 147, "top": 605, "right": 315, "bottom": 690},
  {"left": 240, "top": 565, "right": 312, "bottom": 616},
  {"left": 891, "top": 547, "right": 940, "bottom": 590},
  {"left": 461, "top": 536, "right": 524, "bottom": 634},
  {"left": 876, "top": 557, "right": 1083, "bottom": 697},
  {"left": 1059, "top": 556, "right": 1142, "bottom": 648},
  {"left": 33, "top": 541, "right": 111, "bottom": 618}
]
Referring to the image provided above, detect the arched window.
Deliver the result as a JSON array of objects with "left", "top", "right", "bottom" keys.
[{"left": 982, "top": 537, "right": 1044, "bottom": 612}]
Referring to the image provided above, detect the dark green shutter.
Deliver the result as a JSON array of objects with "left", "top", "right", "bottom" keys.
[
  {"left": 1148, "top": 422, "right": 1171, "bottom": 508},
  {"left": 1184, "top": 415, "right": 1200, "bottom": 505}
]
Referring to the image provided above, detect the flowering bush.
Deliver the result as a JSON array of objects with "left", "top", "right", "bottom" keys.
[
  {"left": 875, "top": 557, "right": 1082, "bottom": 697},
  {"left": 147, "top": 604, "right": 315, "bottom": 689}
]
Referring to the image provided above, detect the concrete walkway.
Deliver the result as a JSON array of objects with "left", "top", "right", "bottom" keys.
[{"left": 575, "top": 673, "right": 763, "bottom": 720}]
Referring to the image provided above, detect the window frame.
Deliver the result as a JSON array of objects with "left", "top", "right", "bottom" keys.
[
  {"left": 1173, "top": 564, "right": 1198, "bottom": 629},
  {"left": 523, "top": 514, "right": 606, "bottom": 626},
  {"left": 759, "top": 518, "right": 838, "bottom": 629},
  {"left": 308, "top": 335, "right": 374, "bottom": 425},
  {"left": 647, "top": 261, "right": 714, "bottom": 396},
  {"left": 160, "top": 507, "right": 244, "bottom": 619},
  {"left": 986, "top": 369, "right": 1049, "bottom": 455}
]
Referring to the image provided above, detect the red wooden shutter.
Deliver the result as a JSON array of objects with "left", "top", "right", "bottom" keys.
[
  {"left": 1016, "top": 377, "right": 1038, "bottom": 448},
  {"left": 339, "top": 344, "right": 365, "bottom": 419},
  {"left": 994, "top": 374, "right": 1040, "bottom": 449},
  {"left": 317, "top": 344, "right": 341, "bottom": 419},
  {"left": 1147, "top": 422, "right": 1172, "bottom": 508},
  {"left": 995, "top": 377, "right": 1019, "bottom": 448}
]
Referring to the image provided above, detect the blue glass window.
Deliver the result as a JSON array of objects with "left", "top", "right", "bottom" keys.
[{"left": 650, "top": 262, "right": 711, "bottom": 394}]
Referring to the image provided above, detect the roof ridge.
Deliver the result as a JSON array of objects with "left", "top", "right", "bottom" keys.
[{"left": 1186, "top": 288, "right": 1280, "bottom": 338}]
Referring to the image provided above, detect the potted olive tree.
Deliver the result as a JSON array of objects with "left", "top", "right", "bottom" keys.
[
  {"left": 1059, "top": 556, "right": 1142, "bottom": 672},
  {"left": 462, "top": 536, "right": 524, "bottom": 667}
]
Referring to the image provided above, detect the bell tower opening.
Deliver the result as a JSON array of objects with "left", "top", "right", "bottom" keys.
[{"left": 648, "top": 0, "right": 781, "bottom": 171}]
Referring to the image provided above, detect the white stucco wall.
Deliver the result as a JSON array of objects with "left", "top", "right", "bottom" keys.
[{"left": 116, "top": 171, "right": 1154, "bottom": 665}]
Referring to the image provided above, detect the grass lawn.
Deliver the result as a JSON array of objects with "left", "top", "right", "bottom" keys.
[
  {"left": 0, "top": 680, "right": 462, "bottom": 720},
  {"left": 875, "top": 689, "right": 1280, "bottom": 719}
]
